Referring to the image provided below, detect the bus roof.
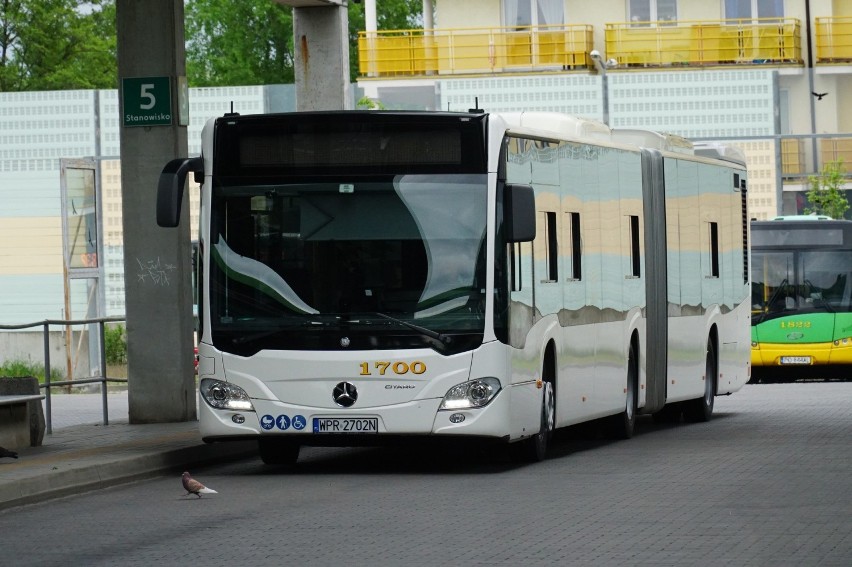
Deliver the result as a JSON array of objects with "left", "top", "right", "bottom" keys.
[
  {"left": 771, "top": 215, "right": 833, "bottom": 221},
  {"left": 498, "top": 111, "right": 612, "bottom": 142},
  {"left": 611, "top": 128, "right": 694, "bottom": 155},
  {"left": 693, "top": 142, "right": 747, "bottom": 166}
]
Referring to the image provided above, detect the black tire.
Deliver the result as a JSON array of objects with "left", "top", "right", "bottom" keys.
[
  {"left": 258, "top": 438, "right": 300, "bottom": 465},
  {"left": 606, "top": 342, "right": 638, "bottom": 439},
  {"left": 515, "top": 380, "right": 555, "bottom": 463},
  {"left": 683, "top": 339, "right": 716, "bottom": 423}
]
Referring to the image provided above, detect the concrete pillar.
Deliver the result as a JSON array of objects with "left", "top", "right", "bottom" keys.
[
  {"left": 294, "top": 6, "right": 352, "bottom": 110},
  {"left": 422, "top": 0, "right": 434, "bottom": 77},
  {"left": 363, "top": 0, "right": 378, "bottom": 78},
  {"left": 365, "top": 0, "right": 377, "bottom": 33},
  {"left": 116, "top": 0, "right": 196, "bottom": 423},
  {"left": 422, "top": 0, "right": 433, "bottom": 30}
]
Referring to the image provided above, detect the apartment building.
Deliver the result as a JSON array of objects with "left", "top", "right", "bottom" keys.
[{"left": 356, "top": 0, "right": 852, "bottom": 220}]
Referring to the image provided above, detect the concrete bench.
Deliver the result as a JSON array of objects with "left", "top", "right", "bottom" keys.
[
  {"left": 0, "top": 395, "right": 45, "bottom": 450},
  {"left": 0, "top": 377, "right": 46, "bottom": 450}
]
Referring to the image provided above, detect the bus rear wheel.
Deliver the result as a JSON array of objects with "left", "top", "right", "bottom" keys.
[
  {"left": 683, "top": 340, "right": 716, "bottom": 423},
  {"left": 258, "top": 438, "right": 300, "bottom": 465},
  {"left": 606, "top": 342, "right": 638, "bottom": 439}
]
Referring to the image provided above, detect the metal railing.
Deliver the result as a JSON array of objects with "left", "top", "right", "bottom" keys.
[
  {"left": 815, "top": 16, "right": 852, "bottom": 63},
  {"left": 605, "top": 18, "right": 802, "bottom": 68},
  {"left": 779, "top": 137, "right": 852, "bottom": 176},
  {"left": 358, "top": 24, "right": 594, "bottom": 77},
  {"left": 0, "top": 316, "right": 126, "bottom": 434},
  {"left": 357, "top": 18, "right": 806, "bottom": 78}
]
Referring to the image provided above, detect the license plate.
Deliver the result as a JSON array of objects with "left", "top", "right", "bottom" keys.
[
  {"left": 780, "top": 356, "right": 811, "bottom": 365},
  {"left": 312, "top": 417, "right": 378, "bottom": 433}
]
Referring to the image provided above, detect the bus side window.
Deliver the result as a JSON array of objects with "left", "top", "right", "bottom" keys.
[
  {"left": 566, "top": 211, "right": 581, "bottom": 280},
  {"left": 709, "top": 221, "right": 719, "bottom": 278},
  {"left": 511, "top": 243, "right": 520, "bottom": 291},
  {"left": 629, "top": 215, "right": 640, "bottom": 278},
  {"left": 542, "top": 211, "right": 558, "bottom": 283}
]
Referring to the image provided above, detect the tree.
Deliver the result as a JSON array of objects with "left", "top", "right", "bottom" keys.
[
  {"left": 805, "top": 159, "right": 850, "bottom": 220},
  {"left": 185, "top": 0, "right": 295, "bottom": 86},
  {"left": 0, "top": 0, "right": 25, "bottom": 90},
  {"left": 0, "top": 0, "right": 423, "bottom": 91},
  {"left": 356, "top": 95, "right": 386, "bottom": 109},
  {"left": 0, "top": 0, "right": 115, "bottom": 92},
  {"left": 185, "top": 0, "right": 422, "bottom": 86}
]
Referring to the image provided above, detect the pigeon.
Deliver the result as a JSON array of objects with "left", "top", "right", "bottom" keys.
[
  {"left": 0, "top": 446, "right": 18, "bottom": 459},
  {"left": 181, "top": 471, "right": 217, "bottom": 498},
  {"left": 812, "top": 92, "right": 828, "bottom": 101}
]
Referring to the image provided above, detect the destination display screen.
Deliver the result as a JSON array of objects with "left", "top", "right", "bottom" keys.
[
  {"left": 214, "top": 112, "right": 488, "bottom": 176},
  {"left": 752, "top": 227, "right": 844, "bottom": 247},
  {"left": 239, "top": 128, "right": 462, "bottom": 167}
]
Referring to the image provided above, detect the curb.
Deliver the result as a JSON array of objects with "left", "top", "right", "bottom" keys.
[{"left": 0, "top": 440, "right": 257, "bottom": 511}]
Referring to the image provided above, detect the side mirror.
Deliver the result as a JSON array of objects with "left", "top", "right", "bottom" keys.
[
  {"left": 505, "top": 183, "right": 536, "bottom": 243},
  {"left": 157, "top": 157, "right": 203, "bottom": 227}
]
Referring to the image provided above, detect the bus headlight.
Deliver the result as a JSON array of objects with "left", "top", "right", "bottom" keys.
[
  {"left": 439, "top": 378, "right": 501, "bottom": 410},
  {"left": 200, "top": 378, "right": 255, "bottom": 411}
]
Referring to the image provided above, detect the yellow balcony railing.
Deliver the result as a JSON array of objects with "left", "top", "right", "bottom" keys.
[
  {"left": 820, "top": 138, "right": 852, "bottom": 166},
  {"left": 605, "top": 18, "right": 801, "bottom": 68},
  {"left": 781, "top": 138, "right": 804, "bottom": 176},
  {"left": 358, "top": 24, "right": 594, "bottom": 78},
  {"left": 816, "top": 17, "right": 852, "bottom": 63}
]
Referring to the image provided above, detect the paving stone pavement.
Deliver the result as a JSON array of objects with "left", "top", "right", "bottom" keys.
[
  {"left": 0, "top": 389, "right": 255, "bottom": 510},
  {"left": 44, "top": 390, "right": 131, "bottom": 430},
  {"left": 0, "top": 377, "right": 850, "bottom": 567},
  {"left": 1, "top": 381, "right": 849, "bottom": 566}
]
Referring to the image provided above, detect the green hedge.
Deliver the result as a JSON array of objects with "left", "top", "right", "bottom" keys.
[{"left": 105, "top": 324, "right": 128, "bottom": 365}]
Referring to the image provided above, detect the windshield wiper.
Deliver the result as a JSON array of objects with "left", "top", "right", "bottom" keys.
[
  {"left": 757, "top": 278, "right": 789, "bottom": 323},
  {"left": 803, "top": 279, "right": 834, "bottom": 313},
  {"left": 374, "top": 312, "right": 452, "bottom": 344}
]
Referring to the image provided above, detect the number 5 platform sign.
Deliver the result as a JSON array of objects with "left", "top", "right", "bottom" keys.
[{"left": 122, "top": 76, "right": 172, "bottom": 127}]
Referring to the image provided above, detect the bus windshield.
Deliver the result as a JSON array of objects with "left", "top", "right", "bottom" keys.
[
  {"left": 752, "top": 249, "right": 852, "bottom": 319},
  {"left": 209, "top": 173, "right": 488, "bottom": 355}
]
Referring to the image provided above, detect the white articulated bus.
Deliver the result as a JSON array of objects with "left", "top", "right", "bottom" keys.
[{"left": 158, "top": 110, "right": 751, "bottom": 464}]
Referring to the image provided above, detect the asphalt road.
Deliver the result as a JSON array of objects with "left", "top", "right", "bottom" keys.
[{"left": 1, "top": 382, "right": 850, "bottom": 567}]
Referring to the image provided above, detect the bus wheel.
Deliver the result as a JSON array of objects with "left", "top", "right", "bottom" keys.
[
  {"left": 515, "top": 379, "right": 555, "bottom": 462},
  {"left": 258, "top": 438, "right": 300, "bottom": 465},
  {"left": 606, "top": 342, "right": 638, "bottom": 439},
  {"left": 684, "top": 340, "right": 716, "bottom": 423}
]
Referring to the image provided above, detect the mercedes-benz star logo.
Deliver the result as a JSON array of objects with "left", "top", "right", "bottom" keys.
[{"left": 333, "top": 381, "right": 358, "bottom": 408}]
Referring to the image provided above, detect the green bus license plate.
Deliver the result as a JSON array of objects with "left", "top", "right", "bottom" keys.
[
  {"left": 313, "top": 417, "right": 378, "bottom": 433},
  {"left": 780, "top": 356, "right": 811, "bottom": 365}
]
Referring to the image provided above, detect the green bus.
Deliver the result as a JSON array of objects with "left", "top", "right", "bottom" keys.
[{"left": 751, "top": 217, "right": 852, "bottom": 380}]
